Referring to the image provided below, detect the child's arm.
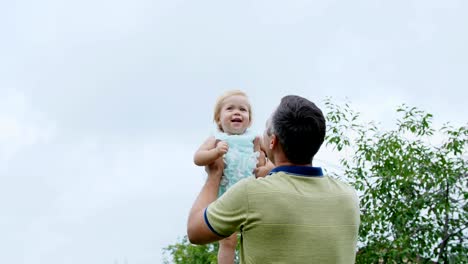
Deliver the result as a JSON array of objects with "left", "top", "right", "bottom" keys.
[{"left": 194, "top": 136, "right": 229, "bottom": 166}]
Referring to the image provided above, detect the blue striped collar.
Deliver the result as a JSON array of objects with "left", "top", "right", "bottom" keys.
[{"left": 269, "top": 165, "right": 323, "bottom": 177}]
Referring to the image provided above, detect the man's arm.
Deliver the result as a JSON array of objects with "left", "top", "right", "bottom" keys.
[{"left": 187, "top": 157, "right": 225, "bottom": 244}]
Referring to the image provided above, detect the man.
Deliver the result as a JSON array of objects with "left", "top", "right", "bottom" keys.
[{"left": 187, "top": 95, "right": 360, "bottom": 263}]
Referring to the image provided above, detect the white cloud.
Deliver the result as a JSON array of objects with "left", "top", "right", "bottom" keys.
[
  {"left": 0, "top": 89, "right": 56, "bottom": 166},
  {"left": 1, "top": 130, "right": 204, "bottom": 263}
]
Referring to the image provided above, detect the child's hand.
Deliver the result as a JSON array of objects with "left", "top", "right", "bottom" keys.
[{"left": 215, "top": 141, "right": 229, "bottom": 155}]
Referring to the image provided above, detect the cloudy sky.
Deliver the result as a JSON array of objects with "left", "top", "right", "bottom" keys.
[{"left": 1, "top": 0, "right": 467, "bottom": 263}]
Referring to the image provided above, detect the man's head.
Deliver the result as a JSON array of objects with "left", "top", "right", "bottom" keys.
[{"left": 263, "top": 95, "right": 326, "bottom": 165}]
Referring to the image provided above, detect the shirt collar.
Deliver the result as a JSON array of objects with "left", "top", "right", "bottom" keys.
[{"left": 269, "top": 165, "right": 324, "bottom": 177}]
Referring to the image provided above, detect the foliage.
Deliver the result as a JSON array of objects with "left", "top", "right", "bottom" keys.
[
  {"left": 162, "top": 235, "right": 241, "bottom": 264},
  {"left": 324, "top": 99, "right": 467, "bottom": 263},
  {"left": 162, "top": 236, "right": 219, "bottom": 264}
]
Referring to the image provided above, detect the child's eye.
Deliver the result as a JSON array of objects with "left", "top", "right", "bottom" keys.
[
  {"left": 240, "top": 107, "right": 247, "bottom": 112},
  {"left": 226, "top": 106, "right": 233, "bottom": 110}
]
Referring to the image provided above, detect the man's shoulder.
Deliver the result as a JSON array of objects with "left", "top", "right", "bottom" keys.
[
  {"left": 322, "top": 175, "right": 359, "bottom": 199},
  {"left": 230, "top": 175, "right": 278, "bottom": 192},
  {"left": 324, "top": 175, "right": 355, "bottom": 188}
]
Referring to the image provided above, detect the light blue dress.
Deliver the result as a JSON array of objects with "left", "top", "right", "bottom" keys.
[{"left": 214, "top": 130, "right": 259, "bottom": 196}]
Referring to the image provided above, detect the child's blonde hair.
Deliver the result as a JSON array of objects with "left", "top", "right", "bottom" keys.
[{"left": 213, "top": 90, "right": 252, "bottom": 131}]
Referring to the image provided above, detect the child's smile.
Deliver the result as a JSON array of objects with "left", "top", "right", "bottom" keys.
[{"left": 218, "top": 95, "right": 251, "bottom": 135}]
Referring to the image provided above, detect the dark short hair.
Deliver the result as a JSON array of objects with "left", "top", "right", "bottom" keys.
[{"left": 270, "top": 95, "right": 326, "bottom": 164}]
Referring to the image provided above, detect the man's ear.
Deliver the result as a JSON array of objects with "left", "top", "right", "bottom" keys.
[{"left": 269, "top": 134, "right": 277, "bottom": 150}]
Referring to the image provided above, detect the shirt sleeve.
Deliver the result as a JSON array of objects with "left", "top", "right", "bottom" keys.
[{"left": 205, "top": 178, "right": 250, "bottom": 237}]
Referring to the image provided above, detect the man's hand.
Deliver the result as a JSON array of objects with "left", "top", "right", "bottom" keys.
[
  {"left": 205, "top": 155, "right": 224, "bottom": 179},
  {"left": 253, "top": 136, "right": 274, "bottom": 178},
  {"left": 253, "top": 137, "right": 265, "bottom": 167},
  {"left": 254, "top": 159, "right": 274, "bottom": 178}
]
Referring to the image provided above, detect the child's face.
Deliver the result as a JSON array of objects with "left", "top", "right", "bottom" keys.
[{"left": 218, "top": 95, "right": 251, "bottom": 135}]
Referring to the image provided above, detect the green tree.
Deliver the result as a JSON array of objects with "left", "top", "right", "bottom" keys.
[
  {"left": 162, "top": 236, "right": 219, "bottom": 264},
  {"left": 325, "top": 99, "right": 467, "bottom": 263},
  {"left": 162, "top": 235, "right": 240, "bottom": 264}
]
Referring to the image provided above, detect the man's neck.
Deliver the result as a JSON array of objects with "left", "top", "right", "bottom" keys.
[
  {"left": 271, "top": 149, "right": 312, "bottom": 167},
  {"left": 274, "top": 161, "right": 312, "bottom": 167}
]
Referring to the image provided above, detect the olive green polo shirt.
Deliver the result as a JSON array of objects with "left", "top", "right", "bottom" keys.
[{"left": 205, "top": 166, "right": 360, "bottom": 264}]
